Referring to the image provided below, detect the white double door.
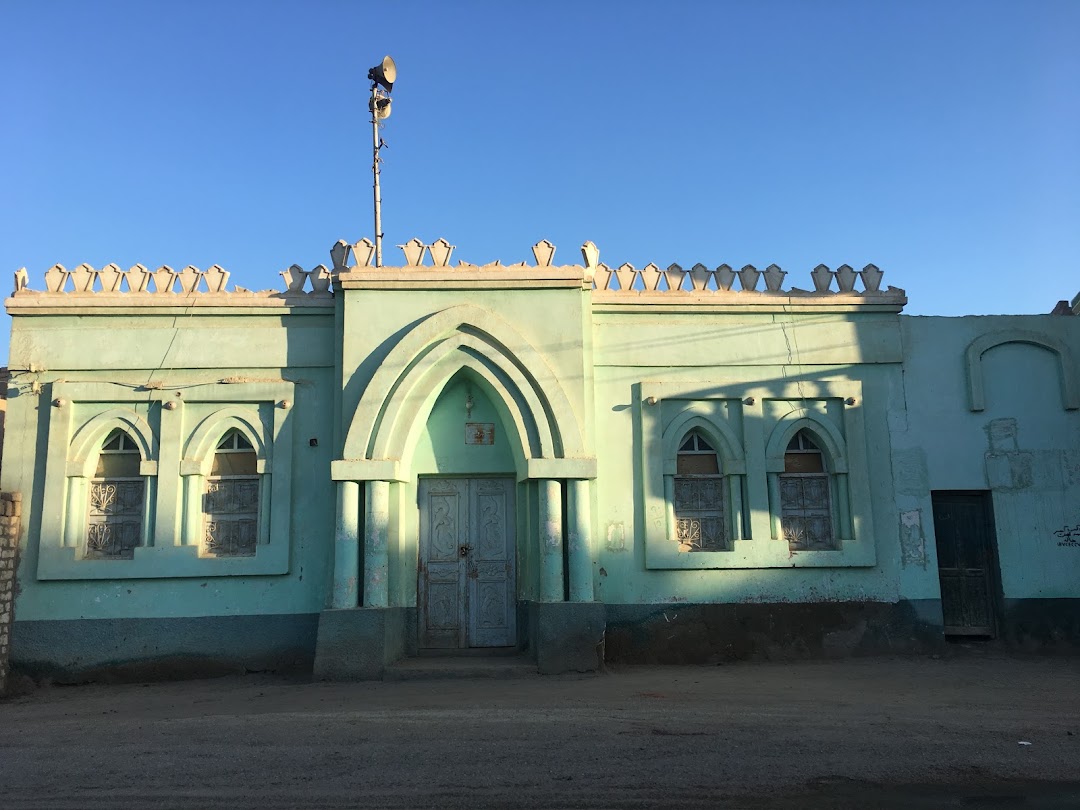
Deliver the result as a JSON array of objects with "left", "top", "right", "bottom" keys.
[{"left": 418, "top": 477, "right": 517, "bottom": 649}]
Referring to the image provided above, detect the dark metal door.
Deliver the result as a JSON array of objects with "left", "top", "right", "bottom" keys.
[{"left": 931, "top": 492, "right": 998, "bottom": 636}]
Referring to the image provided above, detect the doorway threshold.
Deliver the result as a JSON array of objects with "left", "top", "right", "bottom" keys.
[
  {"left": 417, "top": 646, "right": 523, "bottom": 658},
  {"left": 384, "top": 655, "right": 537, "bottom": 682}
]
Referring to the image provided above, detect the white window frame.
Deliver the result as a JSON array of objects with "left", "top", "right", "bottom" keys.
[
  {"left": 637, "top": 379, "right": 876, "bottom": 569},
  {"left": 38, "top": 381, "right": 294, "bottom": 580}
]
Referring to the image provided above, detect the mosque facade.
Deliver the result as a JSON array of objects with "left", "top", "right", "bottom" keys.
[{"left": 2, "top": 238, "right": 1078, "bottom": 680}]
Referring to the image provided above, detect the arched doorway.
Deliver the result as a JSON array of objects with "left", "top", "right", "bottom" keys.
[{"left": 411, "top": 373, "right": 519, "bottom": 649}]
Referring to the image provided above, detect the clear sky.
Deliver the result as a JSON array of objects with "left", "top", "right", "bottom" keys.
[{"left": 2, "top": 1, "right": 1078, "bottom": 363}]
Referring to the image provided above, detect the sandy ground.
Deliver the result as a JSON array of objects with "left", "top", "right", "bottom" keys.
[{"left": 1, "top": 653, "right": 1079, "bottom": 808}]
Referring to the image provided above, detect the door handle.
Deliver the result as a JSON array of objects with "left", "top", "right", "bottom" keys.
[{"left": 459, "top": 545, "right": 470, "bottom": 558}]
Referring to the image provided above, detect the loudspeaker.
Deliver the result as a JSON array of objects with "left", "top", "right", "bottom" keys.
[{"left": 367, "top": 55, "right": 396, "bottom": 92}]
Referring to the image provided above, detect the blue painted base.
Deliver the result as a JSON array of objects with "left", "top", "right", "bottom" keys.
[
  {"left": 312, "top": 607, "right": 408, "bottom": 680},
  {"left": 528, "top": 601, "right": 606, "bottom": 675},
  {"left": 603, "top": 600, "right": 948, "bottom": 663},
  {"left": 11, "top": 614, "right": 318, "bottom": 682}
]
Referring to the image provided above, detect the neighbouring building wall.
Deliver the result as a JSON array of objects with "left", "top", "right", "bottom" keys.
[
  {"left": 0, "top": 492, "right": 20, "bottom": 694},
  {"left": 0, "top": 367, "right": 9, "bottom": 479},
  {"left": 897, "top": 315, "right": 1080, "bottom": 645}
]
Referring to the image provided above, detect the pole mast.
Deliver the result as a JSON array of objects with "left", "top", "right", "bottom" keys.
[
  {"left": 371, "top": 84, "right": 384, "bottom": 267},
  {"left": 365, "top": 56, "right": 396, "bottom": 268}
]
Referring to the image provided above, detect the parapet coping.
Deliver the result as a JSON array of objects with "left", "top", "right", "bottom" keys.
[{"left": 8, "top": 237, "right": 906, "bottom": 311}]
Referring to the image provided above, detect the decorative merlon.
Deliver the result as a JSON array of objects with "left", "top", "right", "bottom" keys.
[
  {"left": 591, "top": 259, "right": 900, "bottom": 298},
  {"left": 11, "top": 239, "right": 904, "bottom": 303},
  {"left": 12, "top": 263, "right": 333, "bottom": 297},
  {"left": 330, "top": 237, "right": 902, "bottom": 298}
]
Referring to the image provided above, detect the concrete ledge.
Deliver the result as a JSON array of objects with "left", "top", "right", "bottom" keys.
[
  {"left": 528, "top": 601, "right": 606, "bottom": 675},
  {"left": 604, "top": 600, "right": 947, "bottom": 664},
  {"left": 312, "top": 607, "right": 407, "bottom": 681},
  {"left": 11, "top": 614, "right": 318, "bottom": 683}
]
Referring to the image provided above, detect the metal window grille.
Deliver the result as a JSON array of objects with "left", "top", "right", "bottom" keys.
[
  {"left": 86, "top": 431, "right": 144, "bottom": 560},
  {"left": 781, "top": 430, "right": 836, "bottom": 550},
  {"left": 203, "top": 431, "right": 259, "bottom": 557},
  {"left": 674, "top": 432, "right": 730, "bottom": 552}
]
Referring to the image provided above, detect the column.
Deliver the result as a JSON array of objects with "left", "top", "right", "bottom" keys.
[
  {"left": 181, "top": 474, "right": 203, "bottom": 546},
  {"left": 567, "top": 479, "right": 593, "bottom": 602},
  {"left": 835, "top": 473, "right": 852, "bottom": 542},
  {"left": 63, "top": 477, "right": 87, "bottom": 548},
  {"left": 767, "top": 473, "right": 782, "bottom": 540},
  {"left": 363, "top": 479, "right": 390, "bottom": 608},
  {"left": 538, "top": 479, "right": 564, "bottom": 602},
  {"left": 152, "top": 400, "right": 184, "bottom": 548},
  {"left": 331, "top": 480, "right": 360, "bottom": 609}
]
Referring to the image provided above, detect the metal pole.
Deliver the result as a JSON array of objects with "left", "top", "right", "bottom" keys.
[{"left": 371, "top": 85, "right": 383, "bottom": 267}]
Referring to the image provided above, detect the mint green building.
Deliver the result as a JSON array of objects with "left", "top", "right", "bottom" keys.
[{"left": 3, "top": 238, "right": 1078, "bottom": 679}]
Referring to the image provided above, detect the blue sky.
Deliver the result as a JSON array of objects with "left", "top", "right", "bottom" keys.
[{"left": 2, "top": 1, "right": 1078, "bottom": 363}]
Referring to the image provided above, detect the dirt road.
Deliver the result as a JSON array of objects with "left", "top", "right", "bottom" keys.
[{"left": 2, "top": 653, "right": 1079, "bottom": 808}]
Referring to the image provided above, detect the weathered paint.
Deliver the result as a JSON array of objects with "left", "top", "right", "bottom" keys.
[
  {"left": 895, "top": 317, "right": 1080, "bottom": 606},
  {"left": 3, "top": 251, "right": 1079, "bottom": 676}
]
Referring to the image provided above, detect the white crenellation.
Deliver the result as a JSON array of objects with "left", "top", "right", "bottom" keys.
[
  {"left": 641, "top": 263, "right": 662, "bottom": 291},
  {"left": 738, "top": 265, "right": 760, "bottom": 291},
  {"left": 351, "top": 239, "right": 375, "bottom": 268},
  {"left": 689, "top": 263, "right": 710, "bottom": 291},
  {"left": 398, "top": 238, "right": 427, "bottom": 266},
  {"left": 580, "top": 241, "right": 600, "bottom": 269},
  {"left": 811, "top": 264, "right": 834, "bottom": 292},
  {"left": 532, "top": 239, "right": 556, "bottom": 267},
  {"left": 763, "top": 264, "right": 787, "bottom": 292},
  {"left": 835, "top": 264, "right": 858, "bottom": 292},
  {"left": 280, "top": 264, "right": 307, "bottom": 294},
  {"left": 98, "top": 264, "right": 124, "bottom": 292},
  {"left": 14, "top": 239, "right": 901, "bottom": 299},
  {"left": 664, "top": 264, "right": 685, "bottom": 292},
  {"left": 715, "top": 264, "right": 737, "bottom": 291},
  {"left": 16, "top": 262, "right": 330, "bottom": 297},
  {"left": 177, "top": 266, "right": 204, "bottom": 294},
  {"left": 613, "top": 263, "right": 636, "bottom": 292},
  {"left": 860, "top": 264, "right": 883, "bottom": 293},
  {"left": 593, "top": 263, "right": 613, "bottom": 290},
  {"left": 330, "top": 240, "right": 350, "bottom": 272},
  {"left": 205, "top": 265, "right": 230, "bottom": 292},
  {"left": 131, "top": 264, "right": 152, "bottom": 293},
  {"left": 429, "top": 238, "right": 455, "bottom": 267},
  {"left": 150, "top": 266, "right": 176, "bottom": 294}
]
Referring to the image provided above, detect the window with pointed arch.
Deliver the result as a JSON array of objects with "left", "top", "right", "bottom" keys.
[
  {"left": 779, "top": 430, "right": 836, "bottom": 551},
  {"left": 673, "top": 431, "right": 731, "bottom": 552},
  {"left": 86, "top": 430, "right": 146, "bottom": 559},
  {"left": 203, "top": 430, "right": 260, "bottom": 557}
]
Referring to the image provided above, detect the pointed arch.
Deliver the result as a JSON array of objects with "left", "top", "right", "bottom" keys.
[
  {"left": 343, "top": 304, "right": 585, "bottom": 462},
  {"left": 765, "top": 409, "right": 848, "bottom": 473},
  {"left": 661, "top": 406, "right": 746, "bottom": 475},
  {"left": 384, "top": 350, "right": 543, "bottom": 477},
  {"left": 395, "top": 360, "right": 534, "bottom": 480},
  {"left": 68, "top": 408, "right": 156, "bottom": 478},
  {"left": 965, "top": 329, "right": 1078, "bottom": 411},
  {"left": 375, "top": 335, "right": 553, "bottom": 461},
  {"left": 183, "top": 407, "right": 269, "bottom": 476}
]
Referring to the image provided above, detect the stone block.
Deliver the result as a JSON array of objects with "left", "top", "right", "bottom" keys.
[
  {"left": 528, "top": 601, "right": 606, "bottom": 675},
  {"left": 312, "top": 607, "right": 408, "bottom": 681}
]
